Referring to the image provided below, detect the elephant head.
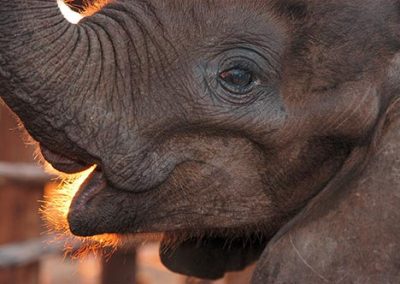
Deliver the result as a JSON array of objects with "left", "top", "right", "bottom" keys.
[{"left": 1, "top": 0, "right": 399, "bottom": 281}]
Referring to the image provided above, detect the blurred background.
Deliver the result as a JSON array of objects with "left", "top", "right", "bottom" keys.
[{"left": 0, "top": 99, "right": 254, "bottom": 284}]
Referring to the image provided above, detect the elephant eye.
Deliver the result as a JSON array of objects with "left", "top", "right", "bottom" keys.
[{"left": 219, "top": 67, "right": 254, "bottom": 94}]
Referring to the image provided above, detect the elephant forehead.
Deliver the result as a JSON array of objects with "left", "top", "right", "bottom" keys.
[{"left": 146, "top": 0, "right": 286, "bottom": 48}]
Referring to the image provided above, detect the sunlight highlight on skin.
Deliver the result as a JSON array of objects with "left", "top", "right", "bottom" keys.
[
  {"left": 60, "top": 0, "right": 112, "bottom": 22},
  {"left": 57, "top": 0, "right": 83, "bottom": 24},
  {"left": 41, "top": 165, "right": 122, "bottom": 257}
]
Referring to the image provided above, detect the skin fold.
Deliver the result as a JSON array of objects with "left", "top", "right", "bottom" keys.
[{"left": 0, "top": 0, "right": 399, "bottom": 282}]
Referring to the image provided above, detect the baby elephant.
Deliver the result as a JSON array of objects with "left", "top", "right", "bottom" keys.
[{"left": 0, "top": 0, "right": 399, "bottom": 282}]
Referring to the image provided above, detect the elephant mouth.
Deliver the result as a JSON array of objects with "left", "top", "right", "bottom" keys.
[
  {"left": 69, "top": 170, "right": 106, "bottom": 215},
  {"left": 45, "top": 158, "right": 273, "bottom": 279},
  {"left": 66, "top": 165, "right": 170, "bottom": 237},
  {"left": 67, "top": 168, "right": 268, "bottom": 279}
]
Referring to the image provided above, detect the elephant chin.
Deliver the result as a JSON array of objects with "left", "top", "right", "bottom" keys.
[{"left": 159, "top": 235, "right": 268, "bottom": 280}]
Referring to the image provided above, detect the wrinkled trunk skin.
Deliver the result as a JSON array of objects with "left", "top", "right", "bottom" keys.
[
  {"left": 0, "top": 0, "right": 111, "bottom": 161},
  {"left": 0, "top": 0, "right": 168, "bottom": 190},
  {"left": 0, "top": 1, "right": 77, "bottom": 149}
]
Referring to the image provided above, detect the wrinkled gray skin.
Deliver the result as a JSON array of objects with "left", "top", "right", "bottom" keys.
[{"left": 1, "top": 0, "right": 400, "bottom": 282}]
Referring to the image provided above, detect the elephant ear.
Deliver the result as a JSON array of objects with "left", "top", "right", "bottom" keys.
[
  {"left": 160, "top": 236, "right": 267, "bottom": 280},
  {"left": 252, "top": 101, "right": 400, "bottom": 283}
]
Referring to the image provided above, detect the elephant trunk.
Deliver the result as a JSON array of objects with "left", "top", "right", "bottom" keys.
[
  {"left": 0, "top": 0, "right": 159, "bottom": 170},
  {"left": 0, "top": 0, "right": 114, "bottom": 158},
  {"left": 1, "top": 0, "right": 81, "bottom": 109}
]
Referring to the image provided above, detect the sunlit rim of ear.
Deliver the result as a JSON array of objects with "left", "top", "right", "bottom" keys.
[{"left": 57, "top": 0, "right": 84, "bottom": 24}]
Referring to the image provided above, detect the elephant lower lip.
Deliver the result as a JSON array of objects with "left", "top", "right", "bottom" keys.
[
  {"left": 71, "top": 170, "right": 105, "bottom": 211},
  {"left": 67, "top": 170, "right": 107, "bottom": 236}
]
